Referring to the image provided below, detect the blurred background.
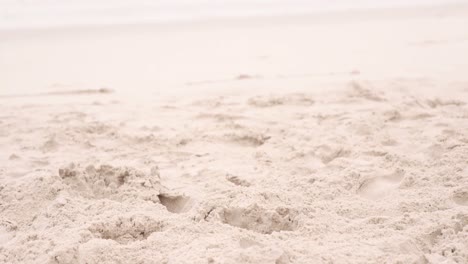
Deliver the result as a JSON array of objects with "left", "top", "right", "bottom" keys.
[
  {"left": 1, "top": 0, "right": 467, "bottom": 98},
  {"left": 0, "top": 0, "right": 462, "bottom": 29}
]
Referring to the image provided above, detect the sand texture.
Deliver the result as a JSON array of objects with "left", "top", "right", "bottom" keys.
[
  {"left": 1, "top": 3, "right": 468, "bottom": 264},
  {"left": 0, "top": 80, "right": 467, "bottom": 263}
]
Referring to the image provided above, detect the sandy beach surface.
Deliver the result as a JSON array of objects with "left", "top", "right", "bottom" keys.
[{"left": 1, "top": 3, "right": 468, "bottom": 264}]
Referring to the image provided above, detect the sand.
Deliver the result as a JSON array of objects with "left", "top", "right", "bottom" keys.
[{"left": 1, "top": 3, "right": 468, "bottom": 264}]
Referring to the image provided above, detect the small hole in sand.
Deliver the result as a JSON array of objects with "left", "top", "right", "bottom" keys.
[{"left": 158, "top": 194, "right": 192, "bottom": 213}]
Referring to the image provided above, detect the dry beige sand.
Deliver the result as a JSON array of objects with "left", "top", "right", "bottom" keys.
[{"left": 1, "top": 3, "right": 468, "bottom": 264}]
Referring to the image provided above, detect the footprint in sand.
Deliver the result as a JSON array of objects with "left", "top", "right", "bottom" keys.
[
  {"left": 157, "top": 193, "right": 193, "bottom": 213},
  {"left": 222, "top": 204, "right": 297, "bottom": 234},
  {"left": 58, "top": 163, "right": 161, "bottom": 202},
  {"left": 358, "top": 169, "right": 405, "bottom": 200},
  {"left": 226, "top": 174, "right": 251, "bottom": 187},
  {"left": 315, "top": 145, "right": 350, "bottom": 164},
  {"left": 452, "top": 188, "right": 468, "bottom": 206}
]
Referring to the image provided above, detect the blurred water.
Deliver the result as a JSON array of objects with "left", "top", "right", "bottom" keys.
[{"left": 0, "top": 0, "right": 463, "bottom": 29}]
